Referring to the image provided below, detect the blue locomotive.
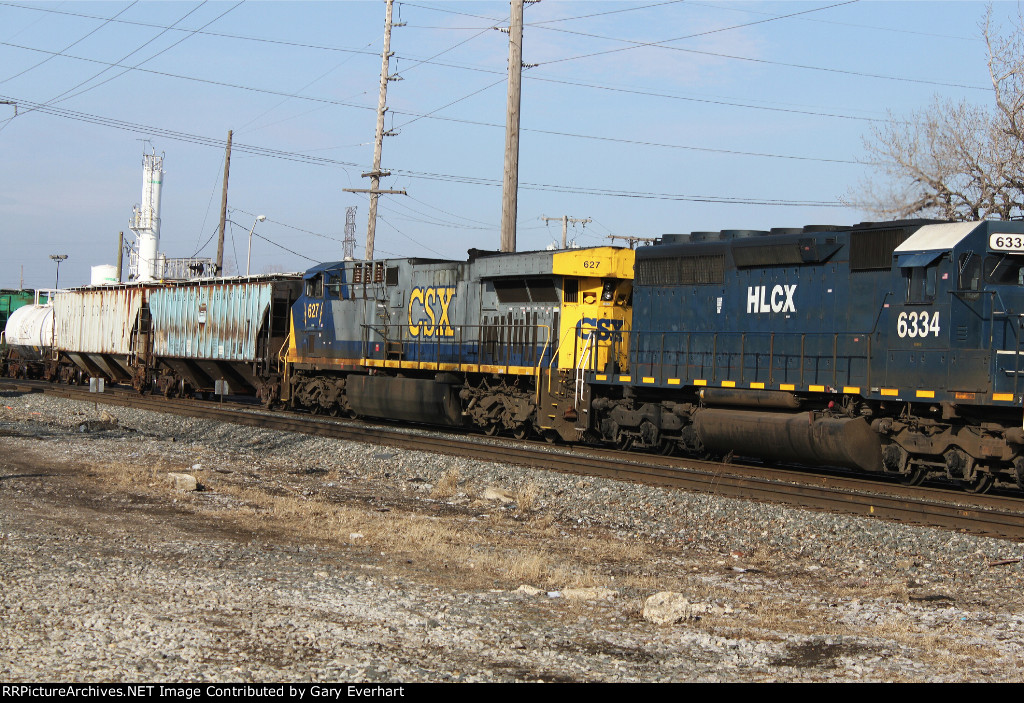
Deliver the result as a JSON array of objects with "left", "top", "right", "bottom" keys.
[{"left": 588, "top": 219, "right": 1024, "bottom": 492}]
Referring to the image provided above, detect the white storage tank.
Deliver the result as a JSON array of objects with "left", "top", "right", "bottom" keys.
[
  {"left": 91, "top": 265, "right": 119, "bottom": 286},
  {"left": 4, "top": 304, "right": 53, "bottom": 360}
]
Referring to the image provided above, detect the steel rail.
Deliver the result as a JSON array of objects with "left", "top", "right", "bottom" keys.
[{"left": 10, "top": 381, "right": 1024, "bottom": 541}]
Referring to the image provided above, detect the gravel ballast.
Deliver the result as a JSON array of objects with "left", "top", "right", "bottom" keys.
[{"left": 1, "top": 390, "right": 1023, "bottom": 682}]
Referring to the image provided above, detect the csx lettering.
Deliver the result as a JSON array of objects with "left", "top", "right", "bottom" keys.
[
  {"left": 576, "top": 317, "right": 623, "bottom": 342},
  {"left": 746, "top": 285, "right": 796, "bottom": 314},
  {"left": 408, "top": 287, "right": 455, "bottom": 337}
]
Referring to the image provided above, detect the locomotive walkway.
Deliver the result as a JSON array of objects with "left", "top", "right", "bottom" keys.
[{"left": 9, "top": 380, "right": 1024, "bottom": 542}]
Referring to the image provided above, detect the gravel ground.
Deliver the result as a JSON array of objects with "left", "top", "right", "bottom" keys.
[{"left": 1, "top": 389, "right": 1023, "bottom": 682}]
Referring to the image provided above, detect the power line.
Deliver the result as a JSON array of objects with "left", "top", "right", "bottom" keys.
[
  {"left": 0, "top": 37, "right": 889, "bottom": 126},
  {"left": 0, "top": 1, "right": 138, "bottom": 86},
  {"left": 0, "top": 96, "right": 847, "bottom": 208},
  {"left": 530, "top": 3, "right": 989, "bottom": 92},
  {"left": 683, "top": 0, "right": 978, "bottom": 42}
]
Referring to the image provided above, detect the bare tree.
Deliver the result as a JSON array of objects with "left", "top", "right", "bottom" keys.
[{"left": 849, "top": 6, "right": 1024, "bottom": 221}]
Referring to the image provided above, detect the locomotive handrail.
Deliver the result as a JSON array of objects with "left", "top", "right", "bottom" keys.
[
  {"left": 630, "top": 329, "right": 872, "bottom": 391},
  {"left": 356, "top": 322, "right": 551, "bottom": 371}
]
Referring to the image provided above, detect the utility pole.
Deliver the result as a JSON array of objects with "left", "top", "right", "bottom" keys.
[
  {"left": 542, "top": 215, "right": 591, "bottom": 249},
  {"left": 116, "top": 231, "right": 124, "bottom": 282},
  {"left": 344, "top": 0, "right": 406, "bottom": 261},
  {"left": 343, "top": 206, "right": 358, "bottom": 260},
  {"left": 215, "top": 129, "right": 233, "bottom": 274},
  {"left": 500, "top": 0, "right": 525, "bottom": 253}
]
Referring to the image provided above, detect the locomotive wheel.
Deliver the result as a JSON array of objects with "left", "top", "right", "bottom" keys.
[
  {"left": 963, "top": 472, "right": 995, "bottom": 494},
  {"left": 658, "top": 439, "right": 676, "bottom": 456},
  {"left": 328, "top": 405, "right": 342, "bottom": 417},
  {"left": 310, "top": 405, "right": 323, "bottom": 415},
  {"left": 615, "top": 433, "right": 633, "bottom": 451},
  {"left": 484, "top": 423, "right": 500, "bottom": 436},
  {"left": 512, "top": 425, "right": 529, "bottom": 441}
]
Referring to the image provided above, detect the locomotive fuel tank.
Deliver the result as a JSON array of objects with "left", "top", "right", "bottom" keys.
[
  {"left": 346, "top": 374, "right": 464, "bottom": 426},
  {"left": 692, "top": 408, "right": 884, "bottom": 473}
]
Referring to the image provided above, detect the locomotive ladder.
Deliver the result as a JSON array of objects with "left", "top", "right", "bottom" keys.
[{"left": 574, "top": 333, "right": 594, "bottom": 408}]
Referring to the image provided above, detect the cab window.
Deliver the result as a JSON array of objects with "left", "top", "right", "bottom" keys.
[
  {"left": 905, "top": 266, "right": 937, "bottom": 303},
  {"left": 984, "top": 254, "right": 1024, "bottom": 285},
  {"left": 305, "top": 273, "right": 323, "bottom": 298},
  {"left": 958, "top": 253, "right": 982, "bottom": 291},
  {"left": 326, "top": 273, "right": 344, "bottom": 299}
]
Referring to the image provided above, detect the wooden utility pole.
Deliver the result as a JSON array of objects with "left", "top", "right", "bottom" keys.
[
  {"left": 116, "top": 231, "right": 124, "bottom": 282},
  {"left": 215, "top": 129, "right": 233, "bottom": 274},
  {"left": 542, "top": 215, "right": 591, "bottom": 249},
  {"left": 500, "top": 0, "right": 525, "bottom": 253},
  {"left": 347, "top": 0, "right": 406, "bottom": 261}
]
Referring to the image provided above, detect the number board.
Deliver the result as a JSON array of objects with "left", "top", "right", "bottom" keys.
[{"left": 989, "top": 233, "right": 1024, "bottom": 252}]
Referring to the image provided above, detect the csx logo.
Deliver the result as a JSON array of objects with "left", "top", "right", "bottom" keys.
[
  {"left": 409, "top": 287, "right": 455, "bottom": 337},
  {"left": 746, "top": 284, "right": 797, "bottom": 314},
  {"left": 576, "top": 317, "right": 624, "bottom": 341}
]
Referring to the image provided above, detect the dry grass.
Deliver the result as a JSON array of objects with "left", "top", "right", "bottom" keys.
[
  {"left": 430, "top": 467, "right": 460, "bottom": 499},
  {"left": 84, "top": 457, "right": 659, "bottom": 591},
  {"left": 514, "top": 480, "right": 540, "bottom": 513}
]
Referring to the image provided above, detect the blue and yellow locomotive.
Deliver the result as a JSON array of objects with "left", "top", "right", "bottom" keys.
[
  {"left": 281, "top": 218, "right": 1024, "bottom": 492},
  {"left": 282, "top": 246, "right": 635, "bottom": 441}
]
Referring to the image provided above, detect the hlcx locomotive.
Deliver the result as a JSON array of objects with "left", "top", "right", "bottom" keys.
[{"left": 9, "top": 218, "right": 1024, "bottom": 492}]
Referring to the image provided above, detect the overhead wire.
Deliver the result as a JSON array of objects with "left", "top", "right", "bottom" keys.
[
  {"left": 529, "top": 2, "right": 988, "bottom": 92},
  {"left": 0, "top": 38, "right": 890, "bottom": 126},
  {"left": 0, "top": 1, "right": 139, "bottom": 86},
  {"left": 0, "top": 93, "right": 847, "bottom": 206}
]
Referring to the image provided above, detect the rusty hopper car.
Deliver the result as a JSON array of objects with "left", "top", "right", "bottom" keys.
[
  {"left": 54, "top": 284, "right": 148, "bottom": 385},
  {"left": 48, "top": 276, "right": 300, "bottom": 398},
  {"left": 147, "top": 275, "right": 301, "bottom": 400}
]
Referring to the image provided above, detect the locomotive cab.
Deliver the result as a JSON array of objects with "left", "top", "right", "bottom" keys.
[{"left": 883, "top": 221, "right": 1024, "bottom": 403}]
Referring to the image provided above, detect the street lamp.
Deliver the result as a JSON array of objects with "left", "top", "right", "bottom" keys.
[
  {"left": 245, "top": 215, "right": 266, "bottom": 276},
  {"left": 49, "top": 254, "right": 68, "bottom": 289}
]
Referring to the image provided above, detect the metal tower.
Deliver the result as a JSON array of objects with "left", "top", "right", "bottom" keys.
[
  {"left": 344, "top": 206, "right": 358, "bottom": 260},
  {"left": 129, "top": 149, "right": 165, "bottom": 281}
]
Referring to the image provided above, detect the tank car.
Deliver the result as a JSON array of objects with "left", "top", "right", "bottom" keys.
[
  {"left": 585, "top": 219, "right": 1024, "bottom": 492},
  {"left": 146, "top": 276, "right": 300, "bottom": 400},
  {"left": 3, "top": 290, "right": 56, "bottom": 379},
  {"left": 281, "top": 247, "right": 634, "bottom": 440}
]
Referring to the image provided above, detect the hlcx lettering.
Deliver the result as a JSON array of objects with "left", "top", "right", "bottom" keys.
[
  {"left": 576, "top": 317, "right": 624, "bottom": 341},
  {"left": 746, "top": 284, "right": 796, "bottom": 314},
  {"left": 409, "top": 286, "right": 455, "bottom": 337}
]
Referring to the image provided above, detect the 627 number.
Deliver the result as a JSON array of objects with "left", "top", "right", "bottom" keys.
[{"left": 897, "top": 310, "right": 940, "bottom": 338}]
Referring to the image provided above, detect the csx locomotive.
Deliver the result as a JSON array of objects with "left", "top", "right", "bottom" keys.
[{"left": 9, "top": 218, "right": 1024, "bottom": 493}]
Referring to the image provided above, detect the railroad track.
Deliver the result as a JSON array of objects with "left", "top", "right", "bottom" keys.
[{"left": 6, "top": 380, "right": 1024, "bottom": 541}]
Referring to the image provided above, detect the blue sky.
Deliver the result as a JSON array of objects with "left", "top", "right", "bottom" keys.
[{"left": 0, "top": 0, "right": 1009, "bottom": 288}]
